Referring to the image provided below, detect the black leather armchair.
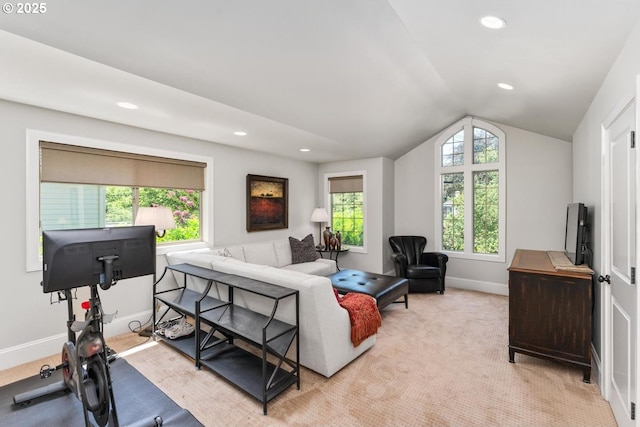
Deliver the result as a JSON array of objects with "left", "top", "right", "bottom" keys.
[{"left": 389, "top": 236, "right": 449, "bottom": 294}]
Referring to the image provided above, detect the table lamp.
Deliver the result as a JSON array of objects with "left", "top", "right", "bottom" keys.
[
  {"left": 135, "top": 206, "right": 176, "bottom": 237},
  {"left": 310, "top": 207, "right": 330, "bottom": 249},
  {"left": 134, "top": 206, "right": 176, "bottom": 336}
]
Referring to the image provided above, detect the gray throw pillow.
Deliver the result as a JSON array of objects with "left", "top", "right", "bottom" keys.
[{"left": 289, "top": 234, "right": 320, "bottom": 264}]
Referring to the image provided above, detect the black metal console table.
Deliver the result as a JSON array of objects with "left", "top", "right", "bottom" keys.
[{"left": 153, "top": 263, "right": 299, "bottom": 414}]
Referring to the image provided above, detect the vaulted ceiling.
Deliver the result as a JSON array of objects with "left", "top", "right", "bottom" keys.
[{"left": 1, "top": 1, "right": 638, "bottom": 163}]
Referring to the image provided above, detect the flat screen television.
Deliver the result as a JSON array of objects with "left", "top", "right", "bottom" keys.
[
  {"left": 42, "top": 226, "right": 156, "bottom": 293},
  {"left": 564, "top": 203, "right": 588, "bottom": 265}
]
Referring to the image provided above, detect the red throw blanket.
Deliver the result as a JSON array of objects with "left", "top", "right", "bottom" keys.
[{"left": 337, "top": 292, "right": 382, "bottom": 347}]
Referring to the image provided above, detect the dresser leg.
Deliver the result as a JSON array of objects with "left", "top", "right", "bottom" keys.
[
  {"left": 582, "top": 368, "right": 591, "bottom": 383},
  {"left": 509, "top": 348, "right": 515, "bottom": 363}
]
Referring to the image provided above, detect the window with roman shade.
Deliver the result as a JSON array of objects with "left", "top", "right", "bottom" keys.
[
  {"left": 39, "top": 141, "right": 205, "bottom": 243},
  {"left": 328, "top": 174, "right": 364, "bottom": 248},
  {"left": 40, "top": 142, "right": 206, "bottom": 189}
]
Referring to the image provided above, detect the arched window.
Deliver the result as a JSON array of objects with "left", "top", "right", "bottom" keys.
[{"left": 434, "top": 117, "right": 506, "bottom": 262}]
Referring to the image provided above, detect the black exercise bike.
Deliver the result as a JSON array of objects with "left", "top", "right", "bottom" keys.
[{"left": 14, "top": 258, "right": 162, "bottom": 427}]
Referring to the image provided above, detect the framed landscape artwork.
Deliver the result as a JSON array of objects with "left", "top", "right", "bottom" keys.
[{"left": 246, "top": 174, "right": 288, "bottom": 232}]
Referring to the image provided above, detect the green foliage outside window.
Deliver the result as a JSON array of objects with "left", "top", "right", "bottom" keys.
[
  {"left": 331, "top": 192, "right": 364, "bottom": 247},
  {"left": 442, "top": 173, "right": 464, "bottom": 251},
  {"left": 441, "top": 127, "right": 500, "bottom": 254},
  {"left": 105, "top": 186, "right": 201, "bottom": 242},
  {"left": 105, "top": 187, "right": 133, "bottom": 225},
  {"left": 473, "top": 171, "right": 499, "bottom": 254},
  {"left": 473, "top": 128, "right": 500, "bottom": 164}
]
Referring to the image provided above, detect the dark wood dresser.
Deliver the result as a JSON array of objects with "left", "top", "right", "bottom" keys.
[{"left": 508, "top": 249, "right": 594, "bottom": 382}]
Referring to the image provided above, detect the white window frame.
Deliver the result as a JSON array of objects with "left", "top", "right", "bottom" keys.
[
  {"left": 323, "top": 170, "right": 367, "bottom": 254},
  {"left": 434, "top": 117, "right": 506, "bottom": 262},
  {"left": 26, "top": 129, "right": 214, "bottom": 272}
]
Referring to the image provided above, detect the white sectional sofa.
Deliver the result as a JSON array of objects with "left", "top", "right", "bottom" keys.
[
  {"left": 214, "top": 238, "right": 336, "bottom": 276},
  {"left": 163, "top": 239, "right": 376, "bottom": 378}
]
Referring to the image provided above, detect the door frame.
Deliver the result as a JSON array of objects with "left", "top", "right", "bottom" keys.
[{"left": 600, "top": 80, "right": 639, "bottom": 425}]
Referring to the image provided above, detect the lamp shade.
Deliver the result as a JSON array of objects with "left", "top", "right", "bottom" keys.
[
  {"left": 135, "top": 206, "right": 176, "bottom": 233},
  {"left": 310, "top": 208, "right": 330, "bottom": 223}
]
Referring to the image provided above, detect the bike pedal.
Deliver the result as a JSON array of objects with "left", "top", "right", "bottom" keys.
[{"left": 39, "top": 364, "right": 53, "bottom": 379}]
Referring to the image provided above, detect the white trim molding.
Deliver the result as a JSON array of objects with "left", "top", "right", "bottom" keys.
[
  {"left": 446, "top": 276, "right": 508, "bottom": 296},
  {"left": 0, "top": 310, "right": 152, "bottom": 370}
]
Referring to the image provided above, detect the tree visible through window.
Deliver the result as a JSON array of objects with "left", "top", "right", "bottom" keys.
[
  {"left": 331, "top": 192, "right": 364, "bottom": 246},
  {"left": 473, "top": 171, "right": 498, "bottom": 253},
  {"left": 328, "top": 174, "right": 364, "bottom": 247},
  {"left": 39, "top": 141, "right": 205, "bottom": 245},
  {"left": 41, "top": 184, "right": 201, "bottom": 243},
  {"left": 436, "top": 118, "right": 505, "bottom": 260},
  {"left": 441, "top": 173, "right": 464, "bottom": 251}
]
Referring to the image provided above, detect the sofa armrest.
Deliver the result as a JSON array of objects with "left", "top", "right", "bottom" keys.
[
  {"left": 315, "top": 258, "right": 338, "bottom": 274},
  {"left": 390, "top": 252, "right": 408, "bottom": 277}
]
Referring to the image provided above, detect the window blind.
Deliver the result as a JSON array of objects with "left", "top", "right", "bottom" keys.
[
  {"left": 328, "top": 175, "right": 363, "bottom": 193},
  {"left": 40, "top": 141, "right": 206, "bottom": 190}
]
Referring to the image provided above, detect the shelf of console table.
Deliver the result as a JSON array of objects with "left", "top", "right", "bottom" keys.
[
  {"left": 153, "top": 262, "right": 299, "bottom": 414},
  {"left": 153, "top": 263, "right": 229, "bottom": 361}
]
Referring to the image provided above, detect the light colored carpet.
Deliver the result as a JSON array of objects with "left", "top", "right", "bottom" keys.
[{"left": 1, "top": 288, "right": 615, "bottom": 426}]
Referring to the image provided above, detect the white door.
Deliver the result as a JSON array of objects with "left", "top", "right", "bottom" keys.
[{"left": 603, "top": 96, "right": 637, "bottom": 427}]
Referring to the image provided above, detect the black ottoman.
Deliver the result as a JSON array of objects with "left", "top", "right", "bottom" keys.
[{"left": 329, "top": 269, "right": 409, "bottom": 311}]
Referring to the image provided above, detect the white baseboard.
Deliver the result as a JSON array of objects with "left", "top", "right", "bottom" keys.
[
  {"left": 447, "top": 276, "right": 509, "bottom": 296},
  {"left": 0, "top": 310, "right": 152, "bottom": 371},
  {"left": 382, "top": 272, "right": 508, "bottom": 296}
]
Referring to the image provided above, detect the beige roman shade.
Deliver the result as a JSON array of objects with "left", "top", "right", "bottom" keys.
[
  {"left": 40, "top": 141, "right": 206, "bottom": 190},
  {"left": 328, "top": 175, "right": 363, "bottom": 193}
]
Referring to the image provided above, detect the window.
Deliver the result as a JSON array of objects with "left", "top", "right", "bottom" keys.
[
  {"left": 40, "top": 184, "right": 201, "bottom": 243},
  {"left": 26, "top": 130, "right": 212, "bottom": 271},
  {"left": 39, "top": 141, "right": 204, "bottom": 243},
  {"left": 326, "top": 173, "right": 366, "bottom": 250},
  {"left": 435, "top": 118, "right": 505, "bottom": 262}
]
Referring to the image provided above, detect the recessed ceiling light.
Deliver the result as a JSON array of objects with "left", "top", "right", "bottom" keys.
[
  {"left": 233, "top": 131, "right": 247, "bottom": 136},
  {"left": 300, "top": 148, "right": 310, "bottom": 152},
  {"left": 117, "top": 102, "right": 138, "bottom": 110},
  {"left": 480, "top": 16, "right": 506, "bottom": 29},
  {"left": 498, "top": 83, "right": 514, "bottom": 90}
]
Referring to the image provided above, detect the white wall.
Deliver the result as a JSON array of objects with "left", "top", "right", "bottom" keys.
[
  {"left": 394, "top": 120, "right": 573, "bottom": 294},
  {"left": 573, "top": 16, "right": 640, "bottom": 361},
  {"left": 0, "top": 99, "right": 319, "bottom": 369},
  {"left": 318, "top": 157, "right": 394, "bottom": 274}
]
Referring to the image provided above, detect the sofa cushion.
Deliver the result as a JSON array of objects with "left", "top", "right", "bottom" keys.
[
  {"left": 273, "top": 239, "right": 293, "bottom": 267},
  {"left": 242, "top": 242, "right": 279, "bottom": 267},
  {"left": 406, "top": 265, "right": 442, "bottom": 279},
  {"left": 289, "top": 234, "right": 319, "bottom": 264}
]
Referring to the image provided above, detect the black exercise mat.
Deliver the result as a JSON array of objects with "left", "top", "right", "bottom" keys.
[{"left": 0, "top": 357, "right": 203, "bottom": 427}]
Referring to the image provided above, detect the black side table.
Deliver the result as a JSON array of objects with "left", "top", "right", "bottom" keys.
[{"left": 316, "top": 248, "right": 349, "bottom": 271}]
